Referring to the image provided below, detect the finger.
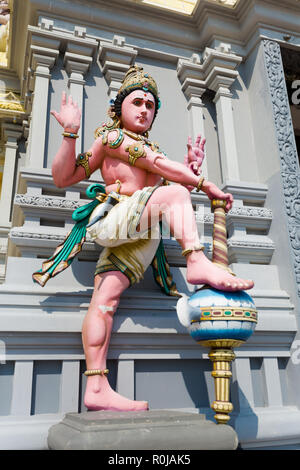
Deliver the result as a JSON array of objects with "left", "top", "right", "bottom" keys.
[
  {"left": 195, "top": 134, "right": 201, "bottom": 146},
  {"left": 187, "top": 136, "right": 192, "bottom": 146},
  {"left": 50, "top": 110, "right": 58, "bottom": 118},
  {"left": 225, "top": 194, "right": 233, "bottom": 211},
  {"left": 51, "top": 110, "right": 63, "bottom": 126},
  {"left": 226, "top": 203, "right": 232, "bottom": 212},
  {"left": 68, "top": 94, "right": 73, "bottom": 105},
  {"left": 226, "top": 193, "right": 234, "bottom": 204},
  {"left": 62, "top": 91, "right": 66, "bottom": 106},
  {"left": 50, "top": 110, "right": 60, "bottom": 122},
  {"left": 200, "top": 137, "right": 206, "bottom": 150}
]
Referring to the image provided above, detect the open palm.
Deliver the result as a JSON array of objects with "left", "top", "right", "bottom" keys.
[
  {"left": 51, "top": 91, "right": 81, "bottom": 133},
  {"left": 184, "top": 134, "right": 206, "bottom": 176}
]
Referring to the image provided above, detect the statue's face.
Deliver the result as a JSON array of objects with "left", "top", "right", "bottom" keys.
[{"left": 121, "top": 90, "right": 156, "bottom": 133}]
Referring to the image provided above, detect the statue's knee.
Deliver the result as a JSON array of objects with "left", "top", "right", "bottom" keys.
[
  {"left": 166, "top": 184, "right": 190, "bottom": 201},
  {"left": 97, "top": 296, "right": 119, "bottom": 315}
]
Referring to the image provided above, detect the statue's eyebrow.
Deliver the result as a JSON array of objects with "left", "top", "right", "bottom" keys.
[{"left": 132, "top": 94, "right": 155, "bottom": 104}]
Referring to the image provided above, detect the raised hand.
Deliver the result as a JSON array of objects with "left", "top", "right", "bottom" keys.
[
  {"left": 51, "top": 91, "right": 81, "bottom": 133},
  {"left": 184, "top": 134, "right": 206, "bottom": 176}
]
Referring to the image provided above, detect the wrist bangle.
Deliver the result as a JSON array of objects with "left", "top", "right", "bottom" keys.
[
  {"left": 62, "top": 132, "right": 79, "bottom": 139},
  {"left": 196, "top": 176, "right": 205, "bottom": 192}
]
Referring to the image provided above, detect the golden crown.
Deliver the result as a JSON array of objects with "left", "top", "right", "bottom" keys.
[{"left": 117, "top": 65, "right": 159, "bottom": 99}]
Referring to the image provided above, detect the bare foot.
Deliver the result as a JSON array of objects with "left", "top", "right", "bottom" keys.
[
  {"left": 84, "top": 376, "right": 148, "bottom": 412},
  {"left": 186, "top": 250, "right": 254, "bottom": 291}
]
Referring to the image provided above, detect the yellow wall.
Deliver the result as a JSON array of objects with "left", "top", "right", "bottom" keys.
[{"left": 138, "top": 0, "right": 197, "bottom": 14}]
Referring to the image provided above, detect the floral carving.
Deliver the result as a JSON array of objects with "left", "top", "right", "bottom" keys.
[
  {"left": 14, "top": 194, "right": 85, "bottom": 210},
  {"left": 263, "top": 39, "right": 300, "bottom": 295}
]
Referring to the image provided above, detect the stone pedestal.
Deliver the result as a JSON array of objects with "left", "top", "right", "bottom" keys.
[{"left": 47, "top": 410, "right": 238, "bottom": 450}]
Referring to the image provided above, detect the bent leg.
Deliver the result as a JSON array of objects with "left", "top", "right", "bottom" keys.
[
  {"left": 82, "top": 271, "right": 148, "bottom": 411},
  {"left": 138, "top": 184, "right": 254, "bottom": 292}
]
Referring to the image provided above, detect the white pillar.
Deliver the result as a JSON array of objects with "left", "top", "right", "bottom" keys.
[
  {"left": 99, "top": 35, "right": 137, "bottom": 102},
  {"left": 64, "top": 57, "right": 90, "bottom": 154},
  {"left": 60, "top": 360, "right": 80, "bottom": 413},
  {"left": 0, "top": 124, "right": 22, "bottom": 225},
  {"left": 203, "top": 46, "right": 242, "bottom": 184},
  {"left": 0, "top": 124, "right": 22, "bottom": 282},
  {"left": 187, "top": 89, "right": 208, "bottom": 178},
  {"left": 116, "top": 360, "right": 135, "bottom": 400},
  {"left": 213, "top": 86, "right": 240, "bottom": 182},
  {"left": 177, "top": 55, "right": 208, "bottom": 177},
  {"left": 28, "top": 49, "right": 58, "bottom": 168},
  {"left": 11, "top": 361, "right": 34, "bottom": 416},
  {"left": 234, "top": 357, "right": 255, "bottom": 410},
  {"left": 262, "top": 357, "right": 283, "bottom": 407},
  {"left": 64, "top": 27, "right": 97, "bottom": 154}
]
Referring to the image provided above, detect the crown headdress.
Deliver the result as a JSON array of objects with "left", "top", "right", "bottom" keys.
[{"left": 117, "top": 65, "right": 159, "bottom": 99}]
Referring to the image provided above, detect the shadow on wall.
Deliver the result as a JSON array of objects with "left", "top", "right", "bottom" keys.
[{"left": 230, "top": 381, "right": 259, "bottom": 446}]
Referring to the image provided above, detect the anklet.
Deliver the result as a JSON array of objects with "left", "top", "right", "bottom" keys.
[
  {"left": 182, "top": 245, "right": 204, "bottom": 257},
  {"left": 84, "top": 369, "right": 109, "bottom": 376}
]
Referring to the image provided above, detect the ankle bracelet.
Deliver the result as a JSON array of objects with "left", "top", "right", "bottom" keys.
[
  {"left": 84, "top": 369, "right": 109, "bottom": 376},
  {"left": 182, "top": 245, "right": 204, "bottom": 257}
]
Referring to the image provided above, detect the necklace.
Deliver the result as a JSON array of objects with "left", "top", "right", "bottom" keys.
[
  {"left": 95, "top": 120, "right": 164, "bottom": 155},
  {"left": 122, "top": 128, "right": 160, "bottom": 153}
]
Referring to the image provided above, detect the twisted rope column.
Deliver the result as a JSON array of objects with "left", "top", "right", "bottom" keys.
[{"left": 211, "top": 199, "right": 235, "bottom": 275}]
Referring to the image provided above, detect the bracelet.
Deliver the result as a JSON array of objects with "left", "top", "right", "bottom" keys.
[
  {"left": 196, "top": 176, "right": 205, "bottom": 192},
  {"left": 84, "top": 369, "right": 109, "bottom": 377},
  {"left": 62, "top": 131, "right": 79, "bottom": 139}
]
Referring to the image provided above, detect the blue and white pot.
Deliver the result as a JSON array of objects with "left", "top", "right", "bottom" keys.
[{"left": 177, "top": 287, "right": 257, "bottom": 344}]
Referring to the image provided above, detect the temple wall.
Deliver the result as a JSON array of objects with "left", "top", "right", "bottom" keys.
[{"left": 0, "top": 0, "right": 300, "bottom": 450}]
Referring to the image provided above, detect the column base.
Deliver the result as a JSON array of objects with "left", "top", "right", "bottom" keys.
[{"left": 47, "top": 410, "right": 238, "bottom": 450}]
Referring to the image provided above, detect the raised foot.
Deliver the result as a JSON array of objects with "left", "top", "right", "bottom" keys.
[
  {"left": 84, "top": 377, "right": 148, "bottom": 412},
  {"left": 186, "top": 251, "right": 254, "bottom": 292}
]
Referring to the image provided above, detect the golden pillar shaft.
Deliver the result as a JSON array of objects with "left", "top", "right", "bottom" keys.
[{"left": 208, "top": 347, "right": 236, "bottom": 425}]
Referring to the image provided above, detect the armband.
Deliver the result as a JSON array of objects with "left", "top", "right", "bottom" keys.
[
  {"left": 125, "top": 141, "right": 146, "bottom": 166},
  {"left": 103, "top": 129, "right": 124, "bottom": 149},
  {"left": 76, "top": 151, "right": 92, "bottom": 179}
]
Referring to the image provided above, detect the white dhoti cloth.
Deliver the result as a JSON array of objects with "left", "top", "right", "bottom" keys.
[{"left": 86, "top": 186, "right": 161, "bottom": 284}]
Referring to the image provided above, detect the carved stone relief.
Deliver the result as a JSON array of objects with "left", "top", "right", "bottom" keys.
[{"left": 263, "top": 39, "right": 300, "bottom": 294}]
